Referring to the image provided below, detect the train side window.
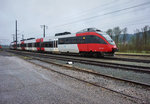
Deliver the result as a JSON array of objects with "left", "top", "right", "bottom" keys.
[
  {"left": 41, "top": 42, "right": 44, "bottom": 47},
  {"left": 45, "top": 43, "right": 47, "bottom": 47},
  {"left": 29, "top": 43, "right": 32, "bottom": 47},
  {"left": 45, "top": 42, "right": 50, "bottom": 47},
  {"left": 58, "top": 38, "right": 65, "bottom": 44},
  {"left": 36, "top": 43, "right": 40, "bottom": 47},
  {"left": 34, "top": 43, "right": 36, "bottom": 47},
  {"left": 48, "top": 42, "right": 50, "bottom": 47},
  {"left": 76, "top": 36, "right": 85, "bottom": 44},
  {"left": 43, "top": 42, "right": 45, "bottom": 47}
]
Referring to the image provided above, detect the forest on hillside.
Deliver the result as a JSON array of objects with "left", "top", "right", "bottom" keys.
[{"left": 106, "top": 25, "right": 150, "bottom": 53}]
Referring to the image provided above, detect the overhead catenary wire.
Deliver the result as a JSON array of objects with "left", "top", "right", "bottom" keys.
[
  {"left": 50, "top": 0, "right": 136, "bottom": 26},
  {"left": 63, "top": 0, "right": 134, "bottom": 21},
  {"left": 61, "top": 0, "right": 117, "bottom": 19},
  {"left": 51, "top": 1, "right": 150, "bottom": 28}
]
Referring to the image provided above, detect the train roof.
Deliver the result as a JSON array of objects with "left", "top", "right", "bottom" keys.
[
  {"left": 20, "top": 39, "right": 27, "bottom": 41},
  {"left": 26, "top": 38, "right": 35, "bottom": 40},
  {"left": 55, "top": 32, "right": 71, "bottom": 36},
  {"left": 76, "top": 28, "right": 102, "bottom": 34}
]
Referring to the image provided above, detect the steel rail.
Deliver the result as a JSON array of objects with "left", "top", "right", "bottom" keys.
[
  {"left": 7, "top": 49, "right": 150, "bottom": 63},
  {"left": 7, "top": 50, "right": 150, "bottom": 74}
]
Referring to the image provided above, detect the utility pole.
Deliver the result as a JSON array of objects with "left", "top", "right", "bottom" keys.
[
  {"left": 40, "top": 25, "right": 48, "bottom": 37},
  {"left": 22, "top": 34, "right": 24, "bottom": 40},
  {"left": 15, "top": 20, "right": 17, "bottom": 48}
]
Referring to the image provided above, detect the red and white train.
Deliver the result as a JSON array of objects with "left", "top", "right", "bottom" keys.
[{"left": 10, "top": 28, "right": 118, "bottom": 57}]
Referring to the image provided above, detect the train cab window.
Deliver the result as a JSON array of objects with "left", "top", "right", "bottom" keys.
[
  {"left": 85, "top": 35, "right": 106, "bottom": 44},
  {"left": 93, "top": 36, "right": 106, "bottom": 44},
  {"left": 100, "top": 33, "right": 115, "bottom": 45}
]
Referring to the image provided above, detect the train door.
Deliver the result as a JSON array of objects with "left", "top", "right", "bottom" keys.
[
  {"left": 55, "top": 40, "right": 58, "bottom": 48},
  {"left": 53, "top": 40, "right": 57, "bottom": 48},
  {"left": 53, "top": 40, "right": 58, "bottom": 52},
  {"left": 77, "top": 35, "right": 88, "bottom": 52},
  {"left": 40, "top": 39, "right": 41, "bottom": 51},
  {"left": 84, "top": 36, "right": 89, "bottom": 52},
  {"left": 40, "top": 38, "right": 44, "bottom": 51},
  {"left": 81, "top": 35, "right": 89, "bottom": 52}
]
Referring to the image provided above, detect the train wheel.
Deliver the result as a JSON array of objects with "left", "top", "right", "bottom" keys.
[
  {"left": 99, "top": 52, "right": 104, "bottom": 58},
  {"left": 80, "top": 53, "right": 84, "bottom": 57},
  {"left": 93, "top": 53, "right": 98, "bottom": 57}
]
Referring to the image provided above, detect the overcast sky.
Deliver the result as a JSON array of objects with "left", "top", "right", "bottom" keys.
[{"left": 0, "top": 0, "right": 150, "bottom": 45}]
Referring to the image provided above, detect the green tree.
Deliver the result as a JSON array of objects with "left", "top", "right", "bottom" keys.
[
  {"left": 106, "top": 29, "right": 113, "bottom": 38},
  {"left": 135, "top": 29, "right": 141, "bottom": 51},
  {"left": 122, "top": 27, "right": 127, "bottom": 45},
  {"left": 113, "top": 27, "right": 122, "bottom": 46},
  {"left": 142, "top": 25, "right": 149, "bottom": 50}
]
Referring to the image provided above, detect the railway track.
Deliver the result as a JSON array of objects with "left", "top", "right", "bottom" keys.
[
  {"left": 104, "top": 56, "right": 150, "bottom": 63},
  {"left": 8, "top": 49, "right": 150, "bottom": 74},
  {"left": 6, "top": 49, "right": 150, "bottom": 103},
  {"left": 6, "top": 48, "right": 150, "bottom": 63},
  {"left": 7, "top": 50, "right": 150, "bottom": 86},
  {"left": 116, "top": 53, "right": 150, "bottom": 57}
]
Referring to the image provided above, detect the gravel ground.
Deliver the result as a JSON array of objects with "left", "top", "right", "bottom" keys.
[
  {"left": 44, "top": 52, "right": 150, "bottom": 67},
  {"left": 42, "top": 58, "right": 150, "bottom": 85},
  {"left": 0, "top": 51, "right": 142, "bottom": 104},
  {"left": 29, "top": 58, "right": 150, "bottom": 103}
]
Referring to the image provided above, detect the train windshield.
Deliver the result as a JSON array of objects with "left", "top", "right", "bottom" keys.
[{"left": 100, "top": 32, "right": 115, "bottom": 45}]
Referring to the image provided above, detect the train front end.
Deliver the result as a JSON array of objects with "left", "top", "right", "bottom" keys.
[
  {"left": 97, "top": 31, "right": 118, "bottom": 56},
  {"left": 76, "top": 28, "right": 118, "bottom": 56}
]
